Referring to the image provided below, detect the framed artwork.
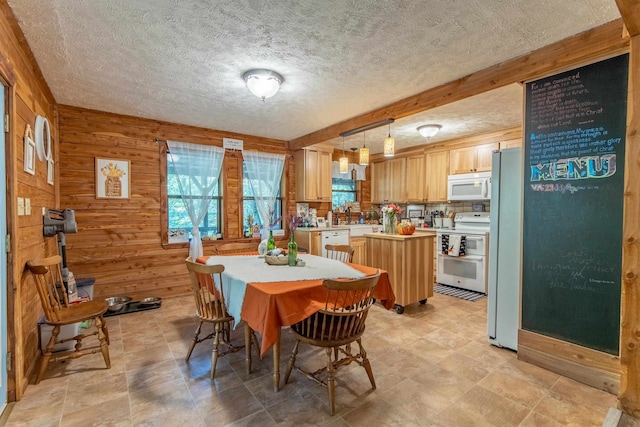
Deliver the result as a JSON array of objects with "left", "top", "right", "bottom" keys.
[
  {"left": 23, "top": 124, "right": 36, "bottom": 175},
  {"left": 47, "top": 158, "right": 54, "bottom": 185},
  {"left": 408, "top": 209, "right": 423, "bottom": 218},
  {"left": 95, "top": 158, "right": 130, "bottom": 199}
]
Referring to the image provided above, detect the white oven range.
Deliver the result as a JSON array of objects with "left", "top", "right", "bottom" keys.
[{"left": 436, "top": 212, "right": 490, "bottom": 294}]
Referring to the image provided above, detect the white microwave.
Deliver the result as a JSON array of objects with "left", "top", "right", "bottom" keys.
[{"left": 447, "top": 172, "right": 491, "bottom": 201}]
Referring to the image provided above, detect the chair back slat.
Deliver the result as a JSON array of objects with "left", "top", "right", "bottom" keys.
[
  {"left": 295, "top": 271, "right": 379, "bottom": 344},
  {"left": 185, "top": 257, "right": 230, "bottom": 321},
  {"left": 27, "top": 255, "right": 68, "bottom": 322},
  {"left": 324, "top": 244, "right": 354, "bottom": 263}
]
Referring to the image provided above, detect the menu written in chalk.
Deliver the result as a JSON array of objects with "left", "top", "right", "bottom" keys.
[{"left": 522, "top": 54, "right": 628, "bottom": 355}]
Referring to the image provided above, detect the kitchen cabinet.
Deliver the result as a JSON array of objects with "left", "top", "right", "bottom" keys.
[
  {"left": 449, "top": 142, "right": 498, "bottom": 174},
  {"left": 405, "top": 154, "right": 426, "bottom": 202},
  {"left": 350, "top": 236, "right": 366, "bottom": 265},
  {"left": 425, "top": 150, "right": 449, "bottom": 201},
  {"left": 294, "top": 229, "right": 323, "bottom": 255},
  {"left": 500, "top": 138, "right": 522, "bottom": 149},
  {"left": 294, "top": 147, "right": 332, "bottom": 202},
  {"left": 371, "top": 157, "right": 406, "bottom": 203}
]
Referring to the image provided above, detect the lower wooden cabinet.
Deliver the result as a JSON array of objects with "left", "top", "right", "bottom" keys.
[{"left": 350, "top": 237, "right": 366, "bottom": 265}]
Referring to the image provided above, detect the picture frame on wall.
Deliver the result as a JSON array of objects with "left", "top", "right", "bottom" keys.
[
  {"left": 23, "top": 125, "right": 36, "bottom": 175},
  {"left": 95, "top": 158, "right": 130, "bottom": 199}
]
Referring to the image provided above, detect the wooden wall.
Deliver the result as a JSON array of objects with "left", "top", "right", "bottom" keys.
[
  {"left": 0, "top": 1, "right": 58, "bottom": 400},
  {"left": 58, "top": 106, "right": 293, "bottom": 303}
]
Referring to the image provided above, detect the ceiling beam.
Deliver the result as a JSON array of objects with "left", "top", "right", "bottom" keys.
[
  {"left": 616, "top": 0, "right": 640, "bottom": 36},
  {"left": 288, "top": 19, "right": 628, "bottom": 151}
]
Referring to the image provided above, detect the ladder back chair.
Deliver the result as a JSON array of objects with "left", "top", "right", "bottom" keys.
[
  {"left": 324, "top": 244, "right": 355, "bottom": 263},
  {"left": 185, "top": 257, "right": 260, "bottom": 379},
  {"left": 26, "top": 255, "right": 110, "bottom": 384},
  {"left": 284, "top": 271, "right": 380, "bottom": 415},
  {"left": 213, "top": 241, "right": 256, "bottom": 255}
]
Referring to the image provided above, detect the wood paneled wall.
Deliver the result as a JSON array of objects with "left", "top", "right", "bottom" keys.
[
  {"left": 58, "top": 106, "right": 293, "bottom": 304},
  {"left": 1, "top": 0, "right": 58, "bottom": 400}
]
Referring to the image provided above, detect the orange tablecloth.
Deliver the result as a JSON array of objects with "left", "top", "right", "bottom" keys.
[{"left": 196, "top": 256, "right": 395, "bottom": 357}]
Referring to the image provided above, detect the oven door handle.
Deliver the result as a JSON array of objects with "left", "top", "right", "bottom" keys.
[
  {"left": 461, "top": 255, "right": 483, "bottom": 261},
  {"left": 465, "top": 236, "right": 483, "bottom": 241}
]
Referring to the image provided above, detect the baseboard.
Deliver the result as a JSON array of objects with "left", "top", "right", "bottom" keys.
[{"left": 518, "top": 329, "right": 620, "bottom": 394}]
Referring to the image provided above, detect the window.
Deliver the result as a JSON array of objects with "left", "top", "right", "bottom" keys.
[
  {"left": 166, "top": 152, "right": 222, "bottom": 240},
  {"left": 332, "top": 177, "right": 356, "bottom": 207},
  {"left": 242, "top": 163, "right": 283, "bottom": 236}
]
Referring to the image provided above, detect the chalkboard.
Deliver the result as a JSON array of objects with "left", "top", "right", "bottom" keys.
[{"left": 522, "top": 54, "right": 628, "bottom": 355}]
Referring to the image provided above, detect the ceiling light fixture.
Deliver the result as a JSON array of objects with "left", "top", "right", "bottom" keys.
[
  {"left": 339, "top": 137, "right": 349, "bottom": 174},
  {"left": 417, "top": 124, "right": 442, "bottom": 139},
  {"left": 383, "top": 123, "right": 395, "bottom": 157},
  {"left": 359, "top": 132, "right": 369, "bottom": 166},
  {"left": 242, "top": 69, "right": 284, "bottom": 101}
]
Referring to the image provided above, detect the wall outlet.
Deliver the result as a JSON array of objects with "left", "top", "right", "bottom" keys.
[{"left": 17, "top": 197, "right": 24, "bottom": 216}]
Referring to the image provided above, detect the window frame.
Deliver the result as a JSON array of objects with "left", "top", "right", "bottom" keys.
[
  {"left": 160, "top": 143, "right": 223, "bottom": 247},
  {"left": 331, "top": 176, "right": 358, "bottom": 207},
  {"left": 241, "top": 160, "right": 284, "bottom": 238}
]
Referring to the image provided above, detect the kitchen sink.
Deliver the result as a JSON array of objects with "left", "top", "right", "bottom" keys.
[{"left": 335, "top": 224, "right": 381, "bottom": 236}]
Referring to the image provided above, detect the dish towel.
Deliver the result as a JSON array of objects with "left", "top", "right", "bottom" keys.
[{"left": 447, "top": 235, "right": 462, "bottom": 256}]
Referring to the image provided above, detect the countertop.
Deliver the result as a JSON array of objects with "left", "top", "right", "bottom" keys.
[
  {"left": 295, "top": 227, "right": 344, "bottom": 232},
  {"left": 363, "top": 232, "right": 435, "bottom": 241}
]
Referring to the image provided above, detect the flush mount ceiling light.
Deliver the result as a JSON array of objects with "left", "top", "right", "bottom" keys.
[
  {"left": 242, "top": 69, "right": 284, "bottom": 101},
  {"left": 383, "top": 123, "right": 395, "bottom": 157},
  {"left": 359, "top": 132, "right": 369, "bottom": 166},
  {"left": 417, "top": 124, "right": 442, "bottom": 139}
]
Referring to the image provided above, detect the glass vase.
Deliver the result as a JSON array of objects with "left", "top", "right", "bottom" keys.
[
  {"left": 267, "top": 230, "right": 276, "bottom": 251},
  {"left": 384, "top": 215, "right": 397, "bottom": 234},
  {"left": 288, "top": 233, "right": 298, "bottom": 266}
]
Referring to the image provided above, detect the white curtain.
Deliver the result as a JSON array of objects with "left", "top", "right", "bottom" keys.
[
  {"left": 243, "top": 150, "right": 285, "bottom": 240},
  {"left": 167, "top": 140, "right": 225, "bottom": 259}
]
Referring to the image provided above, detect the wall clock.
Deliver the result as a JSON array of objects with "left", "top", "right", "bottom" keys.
[{"left": 34, "top": 115, "right": 51, "bottom": 161}]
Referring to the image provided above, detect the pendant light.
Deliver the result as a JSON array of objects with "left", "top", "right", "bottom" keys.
[
  {"left": 339, "top": 137, "right": 349, "bottom": 174},
  {"left": 359, "top": 132, "right": 369, "bottom": 165},
  {"left": 383, "top": 123, "right": 395, "bottom": 157}
]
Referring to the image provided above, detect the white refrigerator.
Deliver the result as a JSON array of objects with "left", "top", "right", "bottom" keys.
[{"left": 487, "top": 147, "right": 522, "bottom": 351}]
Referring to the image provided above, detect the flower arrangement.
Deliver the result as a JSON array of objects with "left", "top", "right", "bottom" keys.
[
  {"left": 381, "top": 203, "right": 402, "bottom": 219},
  {"left": 288, "top": 214, "right": 300, "bottom": 232},
  {"left": 381, "top": 204, "right": 402, "bottom": 234},
  {"left": 268, "top": 207, "right": 281, "bottom": 230}
]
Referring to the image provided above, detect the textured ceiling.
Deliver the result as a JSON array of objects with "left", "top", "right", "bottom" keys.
[{"left": 8, "top": 0, "right": 621, "bottom": 152}]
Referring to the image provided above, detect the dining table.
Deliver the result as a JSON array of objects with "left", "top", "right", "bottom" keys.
[{"left": 195, "top": 253, "right": 395, "bottom": 391}]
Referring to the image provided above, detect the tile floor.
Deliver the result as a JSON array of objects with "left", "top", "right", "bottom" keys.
[{"left": 2, "top": 293, "right": 622, "bottom": 426}]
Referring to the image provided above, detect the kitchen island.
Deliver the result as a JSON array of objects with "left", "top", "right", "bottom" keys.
[{"left": 364, "top": 232, "right": 435, "bottom": 314}]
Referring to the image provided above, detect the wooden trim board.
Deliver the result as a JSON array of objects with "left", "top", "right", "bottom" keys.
[{"left": 518, "top": 329, "right": 620, "bottom": 394}]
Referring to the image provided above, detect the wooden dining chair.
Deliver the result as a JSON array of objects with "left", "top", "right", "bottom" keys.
[
  {"left": 184, "top": 257, "right": 260, "bottom": 379},
  {"left": 284, "top": 271, "right": 380, "bottom": 415},
  {"left": 213, "top": 241, "right": 257, "bottom": 255},
  {"left": 324, "top": 244, "right": 355, "bottom": 263},
  {"left": 26, "top": 255, "right": 110, "bottom": 384}
]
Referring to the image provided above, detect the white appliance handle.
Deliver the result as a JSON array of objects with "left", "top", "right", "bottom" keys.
[
  {"left": 462, "top": 255, "right": 483, "bottom": 261},
  {"left": 465, "top": 236, "right": 484, "bottom": 241},
  {"left": 482, "top": 179, "right": 488, "bottom": 197}
]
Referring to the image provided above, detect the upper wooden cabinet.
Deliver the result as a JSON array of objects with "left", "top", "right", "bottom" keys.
[
  {"left": 449, "top": 142, "right": 499, "bottom": 174},
  {"left": 406, "top": 155, "right": 426, "bottom": 202},
  {"left": 500, "top": 138, "right": 522, "bottom": 150},
  {"left": 426, "top": 150, "right": 449, "bottom": 202},
  {"left": 294, "top": 147, "right": 332, "bottom": 202},
  {"left": 371, "top": 157, "right": 406, "bottom": 203}
]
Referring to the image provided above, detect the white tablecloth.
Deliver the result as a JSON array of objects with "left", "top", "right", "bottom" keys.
[{"left": 205, "top": 253, "right": 365, "bottom": 326}]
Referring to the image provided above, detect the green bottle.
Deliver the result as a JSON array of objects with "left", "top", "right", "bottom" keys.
[
  {"left": 267, "top": 230, "right": 276, "bottom": 251},
  {"left": 288, "top": 233, "right": 298, "bottom": 266}
]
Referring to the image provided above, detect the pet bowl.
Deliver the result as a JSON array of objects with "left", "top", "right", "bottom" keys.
[{"left": 105, "top": 296, "right": 132, "bottom": 311}]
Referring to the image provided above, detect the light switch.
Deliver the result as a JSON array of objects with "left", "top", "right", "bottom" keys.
[
  {"left": 17, "top": 197, "right": 24, "bottom": 216},
  {"left": 25, "top": 198, "right": 31, "bottom": 215}
]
